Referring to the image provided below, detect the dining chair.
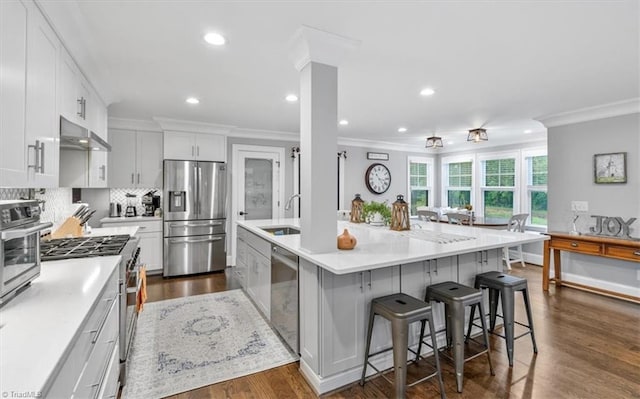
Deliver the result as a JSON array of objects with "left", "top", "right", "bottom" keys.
[
  {"left": 446, "top": 212, "right": 471, "bottom": 225},
  {"left": 417, "top": 210, "right": 440, "bottom": 222},
  {"left": 503, "top": 213, "right": 528, "bottom": 270}
]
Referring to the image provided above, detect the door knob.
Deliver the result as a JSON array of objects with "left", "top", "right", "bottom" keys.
[{"left": 239, "top": 211, "right": 248, "bottom": 216}]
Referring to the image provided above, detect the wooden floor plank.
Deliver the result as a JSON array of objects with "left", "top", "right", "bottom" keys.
[{"left": 141, "top": 266, "right": 640, "bottom": 398}]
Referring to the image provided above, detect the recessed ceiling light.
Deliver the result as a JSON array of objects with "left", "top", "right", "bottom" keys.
[
  {"left": 204, "top": 32, "right": 226, "bottom": 46},
  {"left": 420, "top": 88, "right": 436, "bottom": 96},
  {"left": 285, "top": 94, "right": 298, "bottom": 102},
  {"left": 398, "top": 127, "right": 408, "bottom": 133},
  {"left": 524, "top": 129, "right": 533, "bottom": 133},
  {"left": 186, "top": 97, "right": 200, "bottom": 104},
  {"left": 339, "top": 119, "right": 349, "bottom": 126},
  {"left": 93, "top": 147, "right": 100, "bottom": 151},
  {"left": 448, "top": 141, "right": 454, "bottom": 145}
]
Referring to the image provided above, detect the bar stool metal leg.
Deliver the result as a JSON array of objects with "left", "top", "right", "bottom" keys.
[
  {"left": 477, "top": 300, "right": 494, "bottom": 375},
  {"left": 360, "top": 305, "right": 376, "bottom": 385},
  {"left": 450, "top": 301, "right": 466, "bottom": 393},
  {"left": 427, "top": 316, "right": 446, "bottom": 399},
  {"left": 488, "top": 288, "right": 500, "bottom": 332},
  {"left": 501, "top": 286, "right": 516, "bottom": 366},
  {"left": 522, "top": 287, "right": 538, "bottom": 353},
  {"left": 391, "top": 318, "right": 409, "bottom": 399}
]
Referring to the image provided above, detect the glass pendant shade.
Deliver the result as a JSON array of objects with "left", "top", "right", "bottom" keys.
[
  {"left": 467, "top": 128, "right": 488, "bottom": 142},
  {"left": 426, "top": 135, "right": 443, "bottom": 148}
]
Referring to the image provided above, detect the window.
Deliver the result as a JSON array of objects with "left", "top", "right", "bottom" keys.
[
  {"left": 482, "top": 158, "right": 516, "bottom": 219},
  {"left": 526, "top": 155, "right": 548, "bottom": 226},
  {"left": 407, "top": 157, "right": 433, "bottom": 215},
  {"left": 446, "top": 161, "right": 472, "bottom": 207}
]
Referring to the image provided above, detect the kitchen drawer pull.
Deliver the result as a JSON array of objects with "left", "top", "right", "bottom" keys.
[
  {"left": 169, "top": 237, "right": 223, "bottom": 244},
  {"left": 634, "top": 251, "right": 640, "bottom": 256},
  {"left": 571, "top": 242, "right": 578, "bottom": 247},
  {"left": 89, "top": 296, "right": 116, "bottom": 343}
]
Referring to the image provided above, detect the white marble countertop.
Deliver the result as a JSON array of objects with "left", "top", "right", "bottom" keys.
[
  {"left": 0, "top": 256, "right": 121, "bottom": 394},
  {"left": 100, "top": 216, "right": 162, "bottom": 224},
  {"left": 87, "top": 225, "right": 139, "bottom": 237},
  {"left": 237, "top": 218, "right": 548, "bottom": 274}
]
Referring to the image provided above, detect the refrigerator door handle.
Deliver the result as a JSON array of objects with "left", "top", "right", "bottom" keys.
[
  {"left": 197, "top": 166, "right": 202, "bottom": 216},
  {"left": 193, "top": 164, "right": 199, "bottom": 216},
  {"left": 169, "top": 237, "right": 223, "bottom": 244},
  {"left": 169, "top": 221, "right": 223, "bottom": 228}
]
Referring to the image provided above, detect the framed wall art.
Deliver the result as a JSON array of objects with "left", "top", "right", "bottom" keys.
[
  {"left": 594, "top": 152, "right": 627, "bottom": 184},
  {"left": 367, "top": 152, "right": 389, "bottom": 161}
]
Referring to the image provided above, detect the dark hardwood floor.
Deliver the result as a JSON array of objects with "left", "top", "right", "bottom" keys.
[{"left": 145, "top": 266, "right": 640, "bottom": 399}]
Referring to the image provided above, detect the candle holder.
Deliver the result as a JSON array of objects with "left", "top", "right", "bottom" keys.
[
  {"left": 390, "top": 194, "right": 411, "bottom": 231},
  {"left": 350, "top": 194, "right": 364, "bottom": 223}
]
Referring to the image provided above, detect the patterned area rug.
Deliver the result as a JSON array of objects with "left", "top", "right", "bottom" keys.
[{"left": 121, "top": 289, "right": 298, "bottom": 399}]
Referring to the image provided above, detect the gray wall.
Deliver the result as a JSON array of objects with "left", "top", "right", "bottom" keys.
[{"left": 548, "top": 113, "right": 640, "bottom": 292}]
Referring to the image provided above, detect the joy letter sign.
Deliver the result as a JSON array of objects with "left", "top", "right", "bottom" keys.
[{"left": 589, "top": 215, "right": 637, "bottom": 239}]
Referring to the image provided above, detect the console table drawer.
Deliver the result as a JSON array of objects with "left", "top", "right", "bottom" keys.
[
  {"left": 604, "top": 245, "right": 640, "bottom": 262},
  {"left": 550, "top": 238, "right": 601, "bottom": 254}
]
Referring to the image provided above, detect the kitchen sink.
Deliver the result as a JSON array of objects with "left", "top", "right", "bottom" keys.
[{"left": 261, "top": 227, "right": 300, "bottom": 235}]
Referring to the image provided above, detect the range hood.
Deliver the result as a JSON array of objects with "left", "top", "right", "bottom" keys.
[{"left": 60, "top": 116, "right": 111, "bottom": 152}]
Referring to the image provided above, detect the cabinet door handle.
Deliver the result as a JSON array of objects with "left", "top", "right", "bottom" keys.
[
  {"left": 434, "top": 259, "right": 438, "bottom": 275},
  {"left": 192, "top": 146, "right": 195, "bottom": 156},
  {"left": 368, "top": 270, "right": 372, "bottom": 290},
  {"left": 39, "top": 142, "right": 45, "bottom": 173},
  {"left": 131, "top": 173, "right": 134, "bottom": 184},
  {"left": 100, "top": 165, "right": 106, "bottom": 180},
  {"left": 197, "top": 145, "right": 200, "bottom": 157},
  {"left": 83, "top": 98, "right": 86, "bottom": 119},
  {"left": 28, "top": 140, "right": 40, "bottom": 171},
  {"left": 77, "top": 97, "right": 83, "bottom": 117},
  {"left": 137, "top": 173, "right": 140, "bottom": 184},
  {"left": 360, "top": 272, "right": 364, "bottom": 292}
]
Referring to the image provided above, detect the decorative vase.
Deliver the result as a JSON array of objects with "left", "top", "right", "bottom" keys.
[{"left": 337, "top": 228, "right": 357, "bottom": 250}]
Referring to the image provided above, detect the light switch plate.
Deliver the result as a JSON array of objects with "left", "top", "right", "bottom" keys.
[{"left": 571, "top": 201, "right": 589, "bottom": 212}]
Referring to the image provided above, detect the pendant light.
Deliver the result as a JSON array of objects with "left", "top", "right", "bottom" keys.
[
  {"left": 425, "top": 135, "right": 443, "bottom": 148},
  {"left": 467, "top": 128, "right": 488, "bottom": 142}
]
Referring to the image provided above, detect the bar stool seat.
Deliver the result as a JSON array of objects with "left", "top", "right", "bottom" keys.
[
  {"left": 361, "top": 293, "right": 446, "bottom": 399},
  {"left": 467, "top": 271, "right": 538, "bottom": 367},
  {"left": 418, "top": 281, "right": 494, "bottom": 393}
]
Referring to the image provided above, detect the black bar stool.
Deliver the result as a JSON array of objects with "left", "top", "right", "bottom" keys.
[
  {"left": 467, "top": 271, "right": 538, "bottom": 366},
  {"left": 418, "top": 281, "right": 494, "bottom": 393},
  {"left": 361, "top": 293, "right": 446, "bottom": 399}
]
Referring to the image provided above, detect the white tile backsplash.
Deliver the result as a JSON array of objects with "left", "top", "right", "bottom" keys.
[{"left": 110, "top": 188, "right": 161, "bottom": 216}]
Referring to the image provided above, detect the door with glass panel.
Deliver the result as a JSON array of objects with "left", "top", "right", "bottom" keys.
[{"left": 231, "top": 146, "right": 285, "bottom": 264}]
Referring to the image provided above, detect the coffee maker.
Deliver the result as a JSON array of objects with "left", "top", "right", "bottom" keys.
[
  {"left": 125, "top": 193, "right": 137, "bottom": 217},
  {"left": 142, "top": 190, "right": 161, "bottom": 216}
]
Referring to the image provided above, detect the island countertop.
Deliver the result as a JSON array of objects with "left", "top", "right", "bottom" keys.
[
  {"left": 0, "top": 256, "right": 121, "bottom": 395},
  {"left": 237, "top": 218, "right": 548, "bottom": 274}
]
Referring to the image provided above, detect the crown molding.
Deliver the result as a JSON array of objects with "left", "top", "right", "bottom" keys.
[
  {"left": 288, "top": 25, "right": 361, "bottom": 71},
  {"left": 535, "top": 98, "right": 640, "bottom": 128},
  {"left": 108, "top": 117, "right": 162, "bottom": 132},
  {"left": 229, "top": 127, "right": 299, "bottom": 142},
  {"left": 153, "top": 117, "right": 235, "bottom": 135},
  {"left": 337, "top": 137, "right": 420, "bottom": 153}
]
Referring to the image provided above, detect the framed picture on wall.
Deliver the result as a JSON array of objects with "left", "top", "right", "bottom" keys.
[{"left": 594, "top": 152, "right": 627, "bottom": 184}]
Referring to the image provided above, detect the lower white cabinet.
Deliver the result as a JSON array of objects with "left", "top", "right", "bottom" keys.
[
  {"left": 101, "top": 219, "right": 163, "bottom": 273},
  {"left": 319, "top": 266, "right": 399, "bottom": 377},
  {"left": 235, "top": 232, "right": 248, "bottom": 288},
  {"left": 246, "top": 245, "right": 270, "bottom": 319}
]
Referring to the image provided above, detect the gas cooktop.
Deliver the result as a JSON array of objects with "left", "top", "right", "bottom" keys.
[{"left": 40, "top": 235, "right": 130, "bottom": 261}]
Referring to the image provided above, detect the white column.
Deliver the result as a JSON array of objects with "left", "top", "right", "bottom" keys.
[
  {"left": 299, "top": 62, "right": 338, "bottom": 252},
  {"left": 289, "top": 26, "right": 360, "bottom": 253}
]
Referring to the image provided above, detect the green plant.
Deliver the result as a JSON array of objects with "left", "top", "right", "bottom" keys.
[{"left": 362, "top": 201, "right": 392, "bottom": 225}]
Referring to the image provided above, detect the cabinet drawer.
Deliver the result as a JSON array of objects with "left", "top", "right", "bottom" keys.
[
  {"left": 604, "top": 245, "right": 640, "bottom": 262},
  {"left": 46, "top": 268, "right": 118, "bottom": 398},
  {"left": 550, "top": 238, "right": 601, "bottom": 255},
  {"left": 75, "top": 298, "right": 119, "bottom": 399},
  {"left": 104, "top": 220, "right": 161, "bottom": 233},
  {"left": 244, "top": 230, "right": 270, "bottom": 259},
  {"left": 98, "top": 341, "right": 120, "bottom": 399}
]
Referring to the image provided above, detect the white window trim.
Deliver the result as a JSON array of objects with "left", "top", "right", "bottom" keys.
[
  {"left": 441, "top": 154, "right": 475, "bottom": 209},
  {"left": 407, "top": 156, "right": 434, "bottom": 212},
  {"left": 521, "top": 147, "right": 548, "bottom": 230},
  {"left": 477, "top": 150, "right": 520, "bottom": 218}
]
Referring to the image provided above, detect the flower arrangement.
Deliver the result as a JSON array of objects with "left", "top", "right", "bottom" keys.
[{"left": 362, "top": 201, "right": 392, "bottom": 225}]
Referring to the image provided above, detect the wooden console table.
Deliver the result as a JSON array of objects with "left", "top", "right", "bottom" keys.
[{"left": 543, "top": 232, "right": 640, "bottom": 303}]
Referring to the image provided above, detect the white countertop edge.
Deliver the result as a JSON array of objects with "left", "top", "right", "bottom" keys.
[
  {"left": 88, "top": 226, "right": 139, "bottom": 237},
  {"left": 237, "top": 218, "right": 548, "bottom": 275},
  {"left": 100, "top": 216, "right": 162, "bottom": 223}
]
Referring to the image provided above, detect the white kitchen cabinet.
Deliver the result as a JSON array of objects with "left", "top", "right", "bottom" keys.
[
  {"left": 235, "top": 229, "right": 249, "bottom": 288},
  {"left": 88, "top": 149, "right": 108, "bottom": 188},
  {"left": 100, "top": 219, "right": 163, "bottom": 273},
  {"left": 109, "top": 129, "right": 163, "bottom": 188},
  {"left": 320, "top": 266, "right": 399, "bottom": 377},
  {"left": 0, "top": 0, "right": 59, "bottom": 188},
  {"left": 246, "top": 245, "right": 270, "bottom": 319},
  {"left": 457, "top": 249, "right": 500, "bottom": 287},
  {"left": 163, "top": 131, "right": 226, "bottom": 162}
]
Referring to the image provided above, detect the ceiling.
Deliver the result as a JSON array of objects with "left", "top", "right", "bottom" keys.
[{"left": 40, "top": 1, "right": 639, "bottom": 151}]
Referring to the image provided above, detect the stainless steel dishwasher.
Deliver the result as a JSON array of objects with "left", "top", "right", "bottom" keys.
[{"left": 270, "top": 245, "right": 299, "bottom": 354}]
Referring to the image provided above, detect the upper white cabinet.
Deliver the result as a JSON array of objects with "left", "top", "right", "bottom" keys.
[
  {"left": 109, "top": 129, "right": 163, "bottom": 188},
  {"left": 1, "top": 0, "right": 59, "bottom": 188},
  {"left": 163, "top": 131, "right": 226, "bottom": 162}
]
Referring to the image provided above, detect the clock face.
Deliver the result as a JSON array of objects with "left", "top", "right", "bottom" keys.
[{"left": 365, "top": 163, "right": 391, "bottom": 194}]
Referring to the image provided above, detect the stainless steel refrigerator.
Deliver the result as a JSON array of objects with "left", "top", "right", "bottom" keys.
[{"left": 163, "top": 160, "right": 227, "bottom": 276}]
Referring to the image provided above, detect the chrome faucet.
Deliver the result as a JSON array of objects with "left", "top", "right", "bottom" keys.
[{"left": 285, "top": 193, "right": 300, "bottom": 211}]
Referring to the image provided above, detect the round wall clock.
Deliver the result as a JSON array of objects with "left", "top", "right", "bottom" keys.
[{"left": 365, "top": 163, "right": 391, "bottom": 194}]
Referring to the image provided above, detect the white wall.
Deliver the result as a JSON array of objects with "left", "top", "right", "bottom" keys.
[{"left": 548, "top": 112, "right": 640, "bottom": 295}]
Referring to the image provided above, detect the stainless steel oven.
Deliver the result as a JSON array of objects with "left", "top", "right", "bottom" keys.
[{"left": 0, "top": 200, "right": 52, "bottom": 306}]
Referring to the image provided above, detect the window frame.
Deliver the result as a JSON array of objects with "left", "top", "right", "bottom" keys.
[
  {"left": 407, "top": 156, "right": 434, "bottom": 215},
  {"left": 478, "top": 151, "right": 519, "bottom": 219},
  {"left": 441, "top": 154, "right": 475, "bottom": 209},
  {"left": 521, "top": 148, "right": 548, "bottom": 230}
]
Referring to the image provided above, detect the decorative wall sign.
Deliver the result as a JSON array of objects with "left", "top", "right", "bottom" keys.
[
  {"left": 367, "top": 152, "right": 389, "bottom": 161},
  {"left": 589, "top": 215, "right": 637, "bottom": 240},
  {"left": 594, "top": 152, "right": 626, "bottom": 184}
]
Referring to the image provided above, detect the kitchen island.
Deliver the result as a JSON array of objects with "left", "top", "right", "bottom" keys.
[{"left": 237, "top": 218, "right": 548, "bottom": 394}]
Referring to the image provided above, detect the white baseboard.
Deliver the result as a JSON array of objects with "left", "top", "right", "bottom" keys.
[
  {"left": 523, "top": 252, "right": 543, "bottom": 266},
  {"left": 226, "top": 255, "right": 233, "bottom": 266},
  {"left": 558, "top": 272, "right": 640, "bottom": 298}
]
